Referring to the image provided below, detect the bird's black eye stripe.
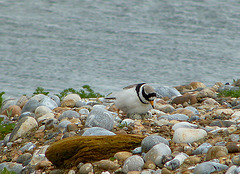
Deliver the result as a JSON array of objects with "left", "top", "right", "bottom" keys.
[
  {"left": 142, "top": 87, "right": 156, "bottom": 101},
  {"left": 145, "top": 92, "right": 156, "bottom": 101}
]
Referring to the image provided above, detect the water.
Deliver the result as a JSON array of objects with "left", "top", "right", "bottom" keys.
[{"left": 1, "top": 0, "right": 240, "bottom": 97}]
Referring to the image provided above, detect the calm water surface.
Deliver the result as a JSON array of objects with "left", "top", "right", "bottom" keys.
[{"left": 1, "top": 0, "right": 240, "bottom": 97}]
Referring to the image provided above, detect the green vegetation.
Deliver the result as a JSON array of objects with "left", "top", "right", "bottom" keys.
[
  {"left": 118, "top": 122, "right": 128, "bottom": 128},
  {"left": 0, "top": 91, "right": 5, "bottom": 109},
  {"left": 0, "top": 118, "right": 16, "bottom": 140},
  {"left": 218, "top": 89, "right": 240, "bottom": 98},
  {"left": 33, "top": 87, "right": 49, "bottom": 96},
  {"left": 0, "top": 168, "right": 16, "bottom": 174},
  {"left": 32, "top": 85, "right": 104, "bottom": 100},
  {"left": 56, "top": 85, "right": 104, "bottom": 100},
  {"left": 109, "top": 157, "right": 116, "bottom": 161}
]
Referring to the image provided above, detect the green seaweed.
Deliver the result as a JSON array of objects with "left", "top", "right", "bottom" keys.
[
  {"left": 218, "top": 89, "right": 240, "bottom": 98},
  {"left": 0, "top": 168, "right": 17, "bottom": 174},
  {"left": 33, "top": 87, "right": 49, "bottom": 96},
  {"left": 0, "top": 91, "right": 5, "bottom": 109},
  {"left": 56, "top": 85, "right": 104, "bottom": 100},
  {"left": 0, "top": 118, "right": 16, "bottom": 140}
]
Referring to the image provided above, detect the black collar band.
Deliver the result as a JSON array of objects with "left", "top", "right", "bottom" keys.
[{"left": 136, "top": 83, "right": 148, "bottom": 104}]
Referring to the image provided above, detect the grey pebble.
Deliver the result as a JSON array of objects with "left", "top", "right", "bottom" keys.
[
  {"left": 58, "top": 110, "right": 80, "bottom": 121},
  {"left": 184, "top": 106, "right": 199, "bottom": 115},
  {"left": 79, "top": 108, "right": 90, "bottom": 115},
  {"left": 85, "top": 108, "right": 114, "bottom": 130},
  {"left": 192, "top": 143, "right": 212, "bottom": 155},
  {"left": 49, "top": 94, "right": 61, "bottom": 107},
  {"left": 194, "top": 162, "right": 228, "bottom": 174},
  {"left": 122, "top": 155, "right": 144, "bottom": 174},
  {"left": 132, "top": 147, "right": 142, "bottom": 154},
  {"left": 76, "top": 100, "right": 87, "bottom": 107},
  {"left": 232, "top": 155, "right": 240, "bottom": 165},
  {"left": 159, "top": 114, "right": 189, "bottom": 121},
  {"left": 20, "top": 142, "right": 36, "bottom": 152},
  {"left": 45, "top": 118, "right": 58, "bottom": 130},
  {"left": 141, "top": 135, "right": 169, "bottom": 152},
  {"left": 210, "top": 120, "right": 236, "bottom": 127},
  {"left": 16, "top": 153, "right": 32, "bottom": 164},
  {"left": 19, "top": 112, "right": 36, "bottom": 120},
  {"left": 58, "top": 120, "right": 72, "bottom": 132},
  {"left": 0, "top": 162, "right": 24, "bottom": 174},
  {"left": 144, "top": 143, "right": 172, "bottom": 167},
  {"left": 82, "top": 127, "right": 116, "bottom": 136},
  {"left": 22, "top": 94, "right": 57, "bottom": 113},
  {"left": 172, "top": 122, "right": 198, "bottom": 131},
  {"left": 155, "top": 86, "right": 181, "bottom": 99},
  {"left": 189, "top": 115, "right": 200, "bottom": 121}
]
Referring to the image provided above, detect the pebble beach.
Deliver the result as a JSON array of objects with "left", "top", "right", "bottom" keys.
[{"left": 1, "top": 81, "right": 240, "bottom": 174}]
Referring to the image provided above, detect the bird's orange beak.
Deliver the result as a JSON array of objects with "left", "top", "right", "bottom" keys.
[{"left": 150, "top": 100, "right": 154, "bottom": 108}]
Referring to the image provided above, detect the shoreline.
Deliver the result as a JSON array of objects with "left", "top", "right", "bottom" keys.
[{"left": 0, "top": 81, "right": 240, "bottom": 173}]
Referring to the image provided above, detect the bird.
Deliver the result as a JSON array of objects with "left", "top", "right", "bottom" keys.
[{"left": 106, "top": 83, "right": 157, "bottom": 114}]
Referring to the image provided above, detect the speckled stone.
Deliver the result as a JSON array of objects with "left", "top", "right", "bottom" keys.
[
  {"left": 206, "top": 146, "right": 228, "bottom": 161},
  {"left": 78, "top": 163, "right": 93, "bottom": 174},
  {"left": 93, "top": 159, "right": 120, "bottom": 171},
  {"left": 114, "top": 151, "right": 132, "bottom": 164},
  {"left": 22, "top": 94, "right": 57, "bottom": 113},
  {"left": 144, "top": 143, "right": 171, "bottom": 167},
  {"left": 193, "top": 162, "right": 228, "bottom": 174},
  {"left": 9, "top": 116, "right": 38, "bottom": 142},
  {"left": 58, "top": 110, "right": 80, "bottom": 121},
  {"left": 16, "top": 153, "right": 32, "bottom": 164},
  {"left": 85, "top": 108, "right": 114, "bottom": 130},
  {"left": 122, "top": 155, "right": 144, "bottom": 174},
  {"left": 232, "top": 155, "right": 240, "bottom": 165},
  {"left": 1, "top": 105, "right": 22, "bottom": 117},
  {"left": 154, "top": 86, "right": 181, "bottom": 99},
  {"left": 0, "top": 162, "right": 24, "bottom": 174},
  {"left": 35, "top": 106, "right": 52, "bottom": 119}
]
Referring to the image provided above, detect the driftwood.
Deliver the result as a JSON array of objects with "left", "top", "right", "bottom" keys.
[{"left": 45, "top": 134, "right": 144, "bottom": 168}]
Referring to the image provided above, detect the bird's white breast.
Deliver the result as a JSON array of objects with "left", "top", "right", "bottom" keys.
[{"left": 114, "top": 87, "right": 152, "bottom": 114}]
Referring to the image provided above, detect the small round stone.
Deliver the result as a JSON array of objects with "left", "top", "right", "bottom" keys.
[
  {"left": 206, "top": 146, "right": 228, "bottom": 161},
  {"left": 1, "top": 105, "right": 22, "bottom": 117},
  {"left": 122, "top": 155, "right": 144, "bottom": 174},
  {"left": 58, "top": 110, "right": 80, "bottom": 121},
  {"left": 141, "top": 135, "right": 169, "bottom": 152},
  {"left": 173, "top": 128, "right": 207, "bottom": 144},
  {"left": 35, "top": 106, "right": 52, "bottom": 119},
  {"left": 114, "top": 151, "right": 132, "bottom": 164},
  {"left": 16, "top": 153, "right": 32, "bottom": 164},
  {"left": 79, "top": 163, "right": 93, "bottom": 174}
]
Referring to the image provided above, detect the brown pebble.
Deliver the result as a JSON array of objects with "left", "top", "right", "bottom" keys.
[
  {"left": 143, "top": 160, "right": 156, "bottom": 170},
  {"left": 162, "top": 167, "right": 173, "bottom": 174},
  {"left": 61, "top": 99, "right": 76, "bottom": 107},
  {"left": 93, "top": 159, "right": 120, "bottom": 171},
  {"left": 114, "top": 151, "right": 132, "bottom": 164},
  {"left": 172, "top": 108, "right": 195, "bottom": 117},
  {"left": 226, "top": 142, "right": 240, "bottom": 153},
  {"left": 172, "top": 94, "right": 197, "bottom": 105},
  {"left": 189, "top": 82, "right": 206, "bottom": 89},
  {"left": 67, "top": 124, "right": 78, "bottom": 132},
  {"left": 127, "top": 171, "right": 141, "bottom": 174},
  {"left": 1, "top": 105, "right": 21, "bottom": 117},
  {"left": 184, "top": 156, "right": 201, "bottom": 165},
  {"left": 35, "top": 161, "right": 52, "bottom": 170},
  {"left": 206, "top": 146, "right": 228, "bottom": 161}
]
